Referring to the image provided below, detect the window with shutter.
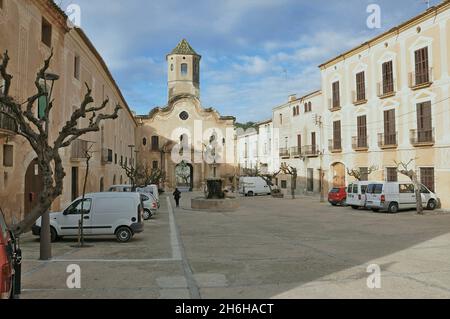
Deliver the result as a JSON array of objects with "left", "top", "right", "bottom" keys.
[
  {"left": 332, "top": 81, "right": 340, "bottom": 109},
  {"left": 416, "top": 102, "right": 432, "bottom": 143},
  {"left": 420, "top": 168, "right": 434, "bottom": 192},
  {"left": 382, "top": 61, "right": 394, "bottom": 94},
  {"left": 387, "top": 168, "right": 398, "bottom": 182},
  {"left": 357, "top": 115, "right": 367, "bottom": 148},
  {"left": 356, "top": 72, "right": 366, "bottom": 102},
  {"left": 414, "top": 47, "right": 429, "bottom": 85},
  {"left": 384, "top": 109, "right": 396, "bottom": 145},
  {"left": 333, "top": 121, "right": 341, "bottom": 150}
]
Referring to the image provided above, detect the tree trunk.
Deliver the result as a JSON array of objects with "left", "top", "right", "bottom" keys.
[
  {"left": 412, "top": 175, "right": 424, "bottom": 215},
  {"left": 291, "top": 173, "right": 297, "bottom": 199}
]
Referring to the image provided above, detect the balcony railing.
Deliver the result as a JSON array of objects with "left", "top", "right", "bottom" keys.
[
  {"left": 0, "top": 103, "right": 18, "bottom": 136},
  {"left": 328, "top": 98, "right": 341, "bottom": 112},
  {"left": 378, "top": 132, "right": 398, "bottom": 149},
  {"left": 328, "top": 139, "right": 342, "bottom": 153},
  {"left": 71, "top": 139, "right": 89, "bottom": 160},
  {"left": 290, "top": 147, "right": 301, "bottom": 157},
  {"left": 101, "top": 148, "right": 113, "bottom": 164},
  {"left": 409, "top": 68, "right": 433, "bottom": 89},
  {"left": 352, "top": 136, "right": 369, "bottom": 151},
  {"left": 302, "top": 145, "right": 320, "bottom": 157},
  {"left": 279, "top": 147, "right": 290, "bottom": 158},
  {"left": 410, "top": 129, "right": 435, "bottom": 146},
  {"left": 351, "top": 90, "right": 367, "bottom": 105},
  {"left": 377, "top": 78, "right": 396, "bottom": 98}
]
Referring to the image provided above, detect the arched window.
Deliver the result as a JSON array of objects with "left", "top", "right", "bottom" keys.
[
  {"left": 304, "top": 103, "right": 308, "bottom": 113},
  {"left": 100, "top": 177, "right": 104, "bottom": 192},
  {"left": 120, "top": 175, "right": 123, "bottom": 184},
  {"left": 293, "top": 107, "right": 296, "bottom": 116},
  {"left": 181, "top": 63, "right": 188, "bottom": 75},
  {"left": 308, "top": 102, "right": 312, "bottom": 112},
  {"left": 113, "top": 175, "right": 116, "bottom": 185},
  {"left": 296, "top": 105, "right": 300, "bottom": 115}
]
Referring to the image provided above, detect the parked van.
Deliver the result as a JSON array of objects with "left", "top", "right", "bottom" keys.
[
  {"left": 109, "top": 184, "right": 133, "bottom": 193},
  {"left": 32, "top": 192, "right": 144, "bottom": 243},
  {"left": 365, "top": 182, "right": 438, "bottom": 213},
  {"left": 239, "top": 177, "right": 271, "bottom": 196},
  {"left": 346, "top": 181, "right": 371, "bottom": 209}
]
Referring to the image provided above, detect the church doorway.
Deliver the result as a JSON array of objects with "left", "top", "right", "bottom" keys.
[
  {"left": 175, "top": 161, "right": 194, "bottom": 191},
  {"left": 24, "top": 158, "right": 44, "bottom": 216}
]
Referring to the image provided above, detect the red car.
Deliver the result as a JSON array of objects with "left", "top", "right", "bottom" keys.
[
  {"left": 0, "top": 211, "right": 14, "bottom": 299},
  {"left": 328, "top": 187, "right": 347, "bottom": 206}
]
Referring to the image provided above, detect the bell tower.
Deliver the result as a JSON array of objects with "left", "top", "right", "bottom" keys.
[{"left": 167, "top": 39, "right": 201, "bottom": 102}]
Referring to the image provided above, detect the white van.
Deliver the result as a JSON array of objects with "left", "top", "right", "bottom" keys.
[
  {"left": 239, "top": 177, "right": 271, "bottom": 196},
  {"left": 109, "top": 184, "right": 133, "bottom": 193},
  {"left": 32, "top": 192, "right": 144, "bottom": 243},
  {"left": 346, "top": 181, "right": 371, "bottom": 209},
  {"left": 365, "top": 182, "right": 438, "bottom": 213}
]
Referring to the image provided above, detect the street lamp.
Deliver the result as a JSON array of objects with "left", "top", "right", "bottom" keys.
[{"left": 38, "top": 72, "right": 59, "bottom": 261}]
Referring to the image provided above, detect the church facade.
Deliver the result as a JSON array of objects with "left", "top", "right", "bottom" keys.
[{"left": 135, "top": 40, "right": 237, "bottom": 191}]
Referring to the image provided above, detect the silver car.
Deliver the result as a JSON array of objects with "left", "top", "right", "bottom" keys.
[{"left": 140, "top": 193, "right": 158, "bottom": 220}]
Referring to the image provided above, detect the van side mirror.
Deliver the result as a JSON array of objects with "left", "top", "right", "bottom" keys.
[{"left": 63, "top": 210, "right": 69, "bottom": 216}]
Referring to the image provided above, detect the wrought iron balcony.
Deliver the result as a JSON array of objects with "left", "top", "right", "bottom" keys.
[
  {"left": 328, "top": 98, "right": 341, "bottom": 112},
  {"left": 352, "top": 136, "right": 369, "bottom": 151},
  {"left": 279, "top": 147, "right": 290, "bottom": 158},
  {"left": 302, "top": 145, "right": 320, "bottom": 157},
  {"left": 410, "top": 129, "right": 435, "bottom": 146},
  {"left": 409, "top": 68, "right": 433, "bottom": 89},
  {"left": 0, "top": 103, "right": 18, "bottom": 136},
  {"left": 290, "top": 147, "right": 301, "bottom": 158},
  {"left": 328, "top": 139, "right": 342, "bottom": 153},
  {"left": 377, "top": 79, "right": 396, "bottom": 98},
  {"left": 71, "top": 139, "right": 89, "bottom": 160},
  {"left": 351, "top": 90, "right": 367, "bottom": 105},
  {"left": 378, "top": 132, "right": 398, "bottom": 149}
]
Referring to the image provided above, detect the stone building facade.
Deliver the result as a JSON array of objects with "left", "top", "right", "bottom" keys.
[{"left": 0, "top": 0, "right": 137, "bottom": 223}]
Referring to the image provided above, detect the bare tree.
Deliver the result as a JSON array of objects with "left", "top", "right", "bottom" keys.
[
  {"left": 347, "top": 166, "right": 378, "bottom": 181},
  {"left": 0, "top": 50, "right": 120, "bottom": 235},
  {"left": 280, "top": 163, "right": 297, "bottom": 199},
  {"left": 395, "top": 159, "right": 424, "bottom": 215}
]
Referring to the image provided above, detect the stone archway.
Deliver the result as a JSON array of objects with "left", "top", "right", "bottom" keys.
[
  {"left": 331, "top": 162, "right": 346, "bottom": 187},
  {"left": 24, "top": 158, "right": 44, "bottom": 216},
  {"left": 175, "top": 161, "right": 194, "bottom": 191}
]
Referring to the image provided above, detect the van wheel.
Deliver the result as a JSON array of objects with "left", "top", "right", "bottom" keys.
[
  {"left": 50, "top": 227, "right": 58, "bottom": 243},
  {"left": 427, "top": 199, "right": 437, "bottom": 211},
  {"left": 248, "top": 191, "right": 254, "bottom": 197},
  {"left": 388, "top": 203, "right": 399, "bottom": 214},
  {"left": 116, "top": 227, "right": 133, "bottom": 243},
  {"left": 372, "top": 209, "right": 379, "bottom": 213},
  {"left": 351, "top": 206, "right": 359, "bottom": 210},
  {"left": 143, "top": 209, "right": 152, "bottom": 220}
]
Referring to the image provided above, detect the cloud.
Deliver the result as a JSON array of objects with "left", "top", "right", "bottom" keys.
[{"left": 55, "top": 0, "right": 425, "bottom": 122}]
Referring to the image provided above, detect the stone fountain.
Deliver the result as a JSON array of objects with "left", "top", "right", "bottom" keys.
[{"left": 191, "top": 178, "right": 239, "bottom": 212}]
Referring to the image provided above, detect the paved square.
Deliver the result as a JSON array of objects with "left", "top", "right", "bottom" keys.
[{"left": 20, "top": 193, "right": 450, "bottom": 299}]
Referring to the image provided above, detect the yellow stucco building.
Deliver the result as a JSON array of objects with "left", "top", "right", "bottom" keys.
[{"left": 320, "top": 1, "right": 450, "bottom": 208}]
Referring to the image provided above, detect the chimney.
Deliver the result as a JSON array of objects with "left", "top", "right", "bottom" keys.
[{"left": 288, "top": 94, "right": 297, "bottom": 102}]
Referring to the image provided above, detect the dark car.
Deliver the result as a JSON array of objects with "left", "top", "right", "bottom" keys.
[
  {"left": 328, "top": 187, "right": 347, "bottom": 206},
  {"left": 0, "top": 211, "right": 14, "bottom": 299}
]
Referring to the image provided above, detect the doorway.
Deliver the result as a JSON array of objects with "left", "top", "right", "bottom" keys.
[
  {"left": 24, "top": 159, "right": 44, "bottom": 216},
  {"left": 175, "top": 161, "right": 194, "bottom": 191}
]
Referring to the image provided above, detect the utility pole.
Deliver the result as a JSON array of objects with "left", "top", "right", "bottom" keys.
[{"left": 315, "top": 114, "right": 325, "bottom": 203}]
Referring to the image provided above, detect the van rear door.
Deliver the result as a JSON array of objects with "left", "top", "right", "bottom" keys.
[{"left": 366, "top": 184, "right": 383, "bottom": 206}]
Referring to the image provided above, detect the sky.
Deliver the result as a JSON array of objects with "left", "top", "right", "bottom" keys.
[{"left": 56, "top": 0, "right": 431, "bottom": 123}]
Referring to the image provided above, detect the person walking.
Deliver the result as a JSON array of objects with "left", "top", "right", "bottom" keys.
[{"left": 173, "top": 188, "right": 181, "bottom": 208}]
